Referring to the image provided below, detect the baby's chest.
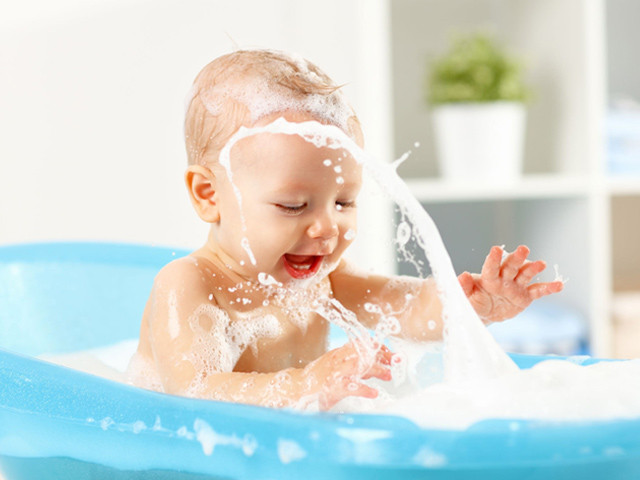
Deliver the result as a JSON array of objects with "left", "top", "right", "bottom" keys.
[{"left": 232, "top": 309, "right": 329, "bottom": 373}]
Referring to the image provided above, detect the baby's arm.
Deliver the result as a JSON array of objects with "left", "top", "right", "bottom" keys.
[
  {"left": 197, "top": 342, "right": 392, "bottom": 410},
  {"left": 137, "top": 258, "right": 390, "bottom": 410},
  {"left": 329, "top": 262, "right": 444, "bottom": 341},
  {"left": 330, "top": 245, "right": 564, "bottom": 341}
]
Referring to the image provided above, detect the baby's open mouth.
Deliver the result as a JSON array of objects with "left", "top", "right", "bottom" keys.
[{"left": 282, "top": 254, "right": 323, "bottom": 279}]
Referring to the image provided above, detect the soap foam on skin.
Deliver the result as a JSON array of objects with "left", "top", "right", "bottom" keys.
[
  {"left": 186, "top": 304, "right": 282, "bottom": 375},
  {"left": 193, "top": 49, "right": 354, "bottom": 133}
]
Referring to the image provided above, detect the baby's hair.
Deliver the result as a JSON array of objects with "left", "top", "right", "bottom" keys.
[{"left": 184, "top": 49, "right": 362, "bottom": 166}]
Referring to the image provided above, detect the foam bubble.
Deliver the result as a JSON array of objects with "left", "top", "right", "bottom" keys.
[
  {"left": 258, "top": 272, "right": 281, "bottom": 286},
  {"left": 193, "top": 418, "right": 257, "bottom": 457},
  {"left": 395, "top": 221, "right": 411, "bottom": 247},
  {"left": 132, "top": 420, "right": 147, "bottom": 434},
  {"left": 554, "top": 264, "right": 568, "bottom": 284},
  {"left": 184, "top": 304, "right": 282, "bottom": 392},
  {"left": 277, "top": 439, "right": 307, "bottom": 464},
  {"left": 241, "top": 237, "right": 257, "bottom": 266},
  {"left": 198, "top": 51, "right": 354, "bottom": 132},
  {"left": 100, "top": 417, "right": 114, "bottom": 431}
]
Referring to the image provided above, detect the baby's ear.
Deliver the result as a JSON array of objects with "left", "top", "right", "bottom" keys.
[{"left": 185, "top": 165, "right": 220, "bottom": 223}]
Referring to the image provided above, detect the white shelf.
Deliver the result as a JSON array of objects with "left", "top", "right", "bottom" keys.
[
  {"left": 407, "top": 174, "right": 640, "bottom": 203},
  {"left": 607, "top": 176, "right": 640, "bottom": 196},
  {"left": 405, "top": 174, "right": 592, "bottom": 203}
]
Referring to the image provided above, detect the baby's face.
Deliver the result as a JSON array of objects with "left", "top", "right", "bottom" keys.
[{"left": 213, "top": 116, "right": 362, "bottom": 285}]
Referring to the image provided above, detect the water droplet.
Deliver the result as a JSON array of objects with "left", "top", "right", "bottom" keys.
[
  {"left": 323, "top": 159, "right": 332, "bottom": 166},
  {"left": 333, "top": 165, "right": 342, "bottom": 173},
  {"left": 241, "top": 237, "right": 257, "bottom": 265},
  {"left": 258, "top": 272, "right": 280, "bottom": 286},
  {"left": 336, "top": 176, "right": 344, "bottom": 184},
  {"left": 396, "top": 221, "right": 411, "bottom": 246},
  {"left": 344, "top": 229, "right": 356, "bottom": 241},
  {"left": 364, "top": 302, "right": 381, "bottom": 314}
]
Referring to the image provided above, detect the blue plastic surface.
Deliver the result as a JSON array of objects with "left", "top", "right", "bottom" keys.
[{"left": 1, "top": 242, "right": 639, "bottom": 479}]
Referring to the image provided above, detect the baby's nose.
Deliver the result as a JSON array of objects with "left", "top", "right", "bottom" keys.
[{"left": 307, "top": 210, "right": 339, "bottom": 239}]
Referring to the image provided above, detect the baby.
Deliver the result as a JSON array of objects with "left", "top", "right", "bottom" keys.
[{"left": 128, "top": 49, "right": 563, "bottom": 410}]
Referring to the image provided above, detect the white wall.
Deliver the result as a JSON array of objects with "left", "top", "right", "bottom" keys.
[{"left": 0, "top": 0, "right": 394, "bottom": 272}]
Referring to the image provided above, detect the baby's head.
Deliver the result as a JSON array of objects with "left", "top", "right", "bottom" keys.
[
  {"left": 184, "top": 50, "right": 365, "bottom": 285},
  {"left": 184, "top": 49, "right": 363, "bottom": 167}
]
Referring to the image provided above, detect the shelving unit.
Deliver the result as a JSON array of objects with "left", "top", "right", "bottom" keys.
[
  {"left": 404, "top": 175, "right": 592, "bottom": 203},
  {"left": 389, "top": 0, "right": 640, "bottom": 358}
]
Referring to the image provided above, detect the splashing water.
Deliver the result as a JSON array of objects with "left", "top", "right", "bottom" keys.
[
  {"left": 212, "top": 116, "right": 640, "bottom": 429},
  {"left": 219, "top": 117, "right": 517, "bottom": 385},
  {"left": 65, "top": 114, "right": 632, "bottom": 429}
]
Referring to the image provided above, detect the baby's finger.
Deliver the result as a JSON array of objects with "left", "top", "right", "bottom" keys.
[
  {"left": 375, "top": 344, "right": 394, "bottom": 365},
  {"left": 458, "top": 271, "right": 475, "bottom": 297},
  {"left": 481, "top": 246, "right": 503, "bottom": 281},
  {"left": 527, "top": 281, "right": 564, "bottom": 300},
  {"left": 514, "top": 260, "right": 546, "bottom": 286},
  {"left": 362, "top": 362, "right": 392, "bottom": 381},
  {"left": 346, "top": 382, "right": 379, "bottom": 400},
  {"left": 500, "top": 245, "right": 530, "bottom": 281},
  {"left": 319, "top": 381, "right": 378, "bottom": 410}
]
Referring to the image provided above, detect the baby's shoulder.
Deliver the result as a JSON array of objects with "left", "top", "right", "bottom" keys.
[{"left": 153, "top": 255, "right": 218, "bottom": 294}]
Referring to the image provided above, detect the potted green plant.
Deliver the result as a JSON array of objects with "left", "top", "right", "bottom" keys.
[{"left": 425, "top": 33, "right": 530, "bottom": 181}]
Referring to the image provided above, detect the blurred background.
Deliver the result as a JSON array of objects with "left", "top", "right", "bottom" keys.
[{"left": 1, "top": 0, "right": 639, "bottom": 359}]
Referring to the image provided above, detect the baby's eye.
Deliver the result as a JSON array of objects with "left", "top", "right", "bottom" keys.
[
  {"left": 275, "top": 203, "right": 307, "bottom": 215},
  {"left": 336, "top": 200, "right": 356, "bottom": 211}
]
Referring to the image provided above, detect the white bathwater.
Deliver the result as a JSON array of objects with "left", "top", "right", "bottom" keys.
[{"left": 44, "top": 116, "right": 640, "bottom": 431}]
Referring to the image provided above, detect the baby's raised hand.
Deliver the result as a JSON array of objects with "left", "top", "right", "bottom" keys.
[
  {"left": 458, "top": 245, "right": 564, "bottom": 324},
  {"left": 302, "top": 342, "right": 392, "bottom": 410}
]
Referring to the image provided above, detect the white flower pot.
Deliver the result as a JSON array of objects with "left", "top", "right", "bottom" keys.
[{"left": 432, "top": 102, "right": 526, "bottom": 181}]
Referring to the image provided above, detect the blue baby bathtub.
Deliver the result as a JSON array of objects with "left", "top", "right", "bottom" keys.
[{"left": 1, "top": 242, "right": 639, "bottom": 480}]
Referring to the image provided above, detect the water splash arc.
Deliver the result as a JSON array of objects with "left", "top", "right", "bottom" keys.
[{"left": 218, "top": 117, "right": 517, "bottom": 383}]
